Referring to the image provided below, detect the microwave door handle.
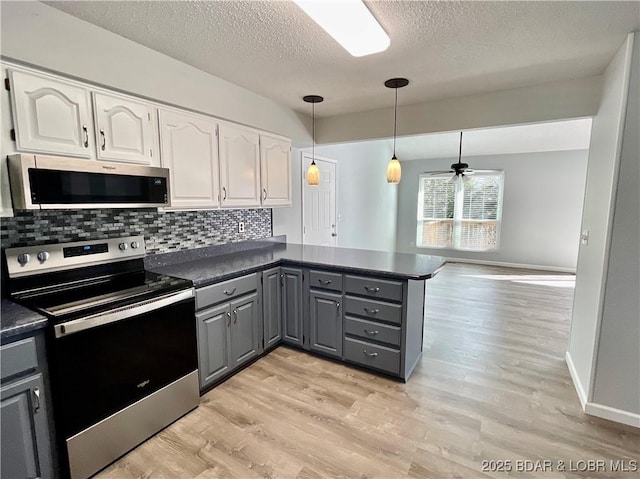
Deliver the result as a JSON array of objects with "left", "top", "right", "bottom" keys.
[{"left": 53, "top": 288, "right": 194, "bottom": 338}]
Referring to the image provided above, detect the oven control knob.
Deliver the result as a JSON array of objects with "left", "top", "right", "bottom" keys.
[
  {"left": 118, "top": 242, "right": 128, "bottom": 251},
  {"left": 17, "top": 253, "right": 30, "bottom": 266},
  {"left": 37, "top": 251, "right": 50, "bottom": 263},
  {"left": 131, "top": 241, "right": 140, "bottom": 249}
]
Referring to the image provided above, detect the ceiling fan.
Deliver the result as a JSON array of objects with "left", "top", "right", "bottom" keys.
[{"left": 449, "top": 131, "right": 473, "bottom": 183}]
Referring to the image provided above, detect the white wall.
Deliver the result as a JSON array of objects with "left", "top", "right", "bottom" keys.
[
  {"left": 314, "top": 142, "right": 398, "bottom": 252},
  {"left": 0, "top": 1, "right": 310, "bottom": 143},
  {"left": 591, "top": 33, "right": 639, "bottom": 417},
  {"left": 395, "top": 150, "right": 588, "bottom": 270},
  {"left": 316, "top": 76, "right": 602, "bottom": 145},
  {"left": 567, "top": 34, "right": 634, "bottom": 418}
]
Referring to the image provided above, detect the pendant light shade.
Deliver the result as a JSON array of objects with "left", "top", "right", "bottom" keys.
[
  {"left": 303, "top": 95, "right": 324, "bottom": 186},
  {"left": 385, "top": 78, "right": 409, "bottom": 184}
]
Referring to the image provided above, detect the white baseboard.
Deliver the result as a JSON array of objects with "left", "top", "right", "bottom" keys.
[
  {"left": 445, "top": 258, "right": 576, "bottom": 274},
  {"left": 565, "top": 351, "right": 587, "bottom": 409},
  {"left": 585, "top": 402, "right": 640, "bottom": 428}
]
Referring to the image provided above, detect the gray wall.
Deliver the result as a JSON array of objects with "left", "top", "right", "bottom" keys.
[
  {"left": 568, "top": 34, "right": 635, "bottom": 406},
  {"left": 395, "top": 150, "right": 588, "bottom": 270},
  {"left": 592, "top": 33, "right": 640, "bottom": 415}
]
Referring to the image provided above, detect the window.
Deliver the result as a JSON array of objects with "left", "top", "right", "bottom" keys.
[{"left": 417, "top": 171, "right": 504, "bottom": 251}]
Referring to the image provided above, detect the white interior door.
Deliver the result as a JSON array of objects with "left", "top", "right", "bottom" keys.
[{"left": 303, "top": 153, "right": 337, "bottom": 246}]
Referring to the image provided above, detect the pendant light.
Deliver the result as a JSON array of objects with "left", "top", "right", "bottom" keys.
[
  {"left": 303, "top": 95, "right": 323, "bottom": 186},
  {"left": 385, "top": 78, "right": 409, "bottom": 184},
  {"left": 450, "top": 131, "right": 471, "bottom": 185}
]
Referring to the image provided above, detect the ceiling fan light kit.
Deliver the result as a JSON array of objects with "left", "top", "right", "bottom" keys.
[
  {"left": 293, "top": 0, "right": 390, "bottom": 57},
  {"left": 303, "top": 94, "right": 324, "bottom": 186},
  {"left": 385, "top": 77, "right": 409, "bottom": 184}
]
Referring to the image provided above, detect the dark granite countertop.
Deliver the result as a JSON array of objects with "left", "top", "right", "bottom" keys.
[
  {"left": 1, "top": 298, "right": 48, "bottom": 341},
  {"left": 146, "top": 242, "right": 446, "bottom": 288}
]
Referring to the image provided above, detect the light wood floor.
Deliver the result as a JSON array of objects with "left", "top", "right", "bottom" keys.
[{"left": 96, "top": 263, "right": 639, "bottom": 478}]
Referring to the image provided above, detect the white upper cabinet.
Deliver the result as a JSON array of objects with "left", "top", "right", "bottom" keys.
[
  {"left": 260, "top": 134, "right": 291, "bottom": 207},
  {"left": 9, "top": 69, "right": 93, "bottom": 158},
  {"left": 93, "top": 92, "right": 156, "bottom": 165},
  {"left": 218, "top": 123, "right": 261, "bottom": 208},
  {"left": 159, "top": 109, "right": 219, "bottom": 209}
]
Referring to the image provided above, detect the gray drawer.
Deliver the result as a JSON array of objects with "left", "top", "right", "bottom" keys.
[
  {"left": 1, "top": 337, "right": 38, "bottom": 380},
  {"left": 343, "top": 337, "right": 400, "bottom": 376},
  {"left": 344, "top": 316, "right": 401, "bottom": 347},
  {"left": 345, "top": 275, "right": 403, "bottom": 302},
  {"left": 309, "top": 270, "right": 342, "bottom": 292},
  {"left": 196, "top": 273, "right": 257, "bottom": 309},
  {"left": 344, "top": 295, "right": 402, "bottom": 325}
]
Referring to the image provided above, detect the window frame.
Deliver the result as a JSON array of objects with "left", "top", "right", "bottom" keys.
[{"left": 416, "top": 170, "right": 504, "bottom": 252}]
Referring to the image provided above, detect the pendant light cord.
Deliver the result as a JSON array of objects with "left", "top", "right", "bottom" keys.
[
  {"left": 458, "top": 131, "right": 463, "bottom": 165},
  {"left": 393, "top": 88, "right": 398, "bottom": 157},
  {"left": 312, "top": 101, "right": 315, "bottom": 164}
]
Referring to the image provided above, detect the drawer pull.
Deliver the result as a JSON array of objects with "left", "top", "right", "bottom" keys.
[
  {"left": 364, "top": 286, "right": 380, "bottom": 293},
  {"left": 363, "top": 350, "right": 378, "bottom": 358},
  {"left": 32, "top": 387, "right": 40, "bottom": 413},
  {"left": 363, "top": 329, "right": 379, "bottom": 336},
  {"left": 363, "top": 307, "right": 379, "bottom": 315},
  {"left": 318, "top": 279, "right": 332, "bottom": 285},
  {"left": 223, "top": 287, "right": 236, "bottom": 296}
]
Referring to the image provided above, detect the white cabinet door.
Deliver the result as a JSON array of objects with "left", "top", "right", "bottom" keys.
[
  {"left": 93, "top": 92, "right": 155, "bottom": 164},
  {"left": 218, "top": 123, "right": 261, "bottom": 208},
  {"left": 9, "top": 70, "right": 93, "bottom": 158},
  {"left": 260, "top": 134, "right": 291, "bottom": 207},
  {"left": 158, "top": 109, "right": 219, "bottom": 209}
]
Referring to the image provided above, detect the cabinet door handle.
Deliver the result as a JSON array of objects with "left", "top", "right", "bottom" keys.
[
  {"left": 364, "top": 329, "right": 379, "bottom": 336},
  {"left": 32, "top": 387, "right": 40, "bottom": 413},
  {"left": 364, "top": 286, "right": 380, "bottom": 293},
  {"left": 318, "top": 279, "right": 332, "bottom": 285},
  {"left": 363, "top": 350, "right": 378, "bottom": 358},
  {"left": 100, "top": 128, "right": 106, "bottom": 151},
  {"left": 280, "top": 273, "right": 284, "bottom": 286},
  {"left": 223, "top": 287, "right": 236, "bottom": 296},
  {"left": 363, "top": 307, "right": 379, "bottom": 315},
  {"left": 263, "top": 189, "right": 267, "bottom": 200},
  {"left": 222, "top": 187, "right": 227, "bottom": 201},
  {"left": 226, "top": 311, "right": 231, "bottom": 326},
  {"left": 82, "top": 125, "right": 89, "bottom": 147},
  {"left": 233, "top": 309, "right": 238, "bottom": 324},
  {"left": 336, "top": 302, "right": 340, "bottom": 311}
]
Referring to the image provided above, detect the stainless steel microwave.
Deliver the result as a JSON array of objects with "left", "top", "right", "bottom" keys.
[{"left": 7, "top": 154, "right": 171, "bottom": 210}]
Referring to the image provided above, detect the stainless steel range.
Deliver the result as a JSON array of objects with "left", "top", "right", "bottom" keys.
[{"left": 5, "top": 236, "right": 198, "bottom": 479}]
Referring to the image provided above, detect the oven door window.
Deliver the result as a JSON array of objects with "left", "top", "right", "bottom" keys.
[{"left": 50, "top": 298, "right": 196, "bottom": 438}]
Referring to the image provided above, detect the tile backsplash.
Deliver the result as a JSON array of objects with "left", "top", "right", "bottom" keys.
[{"left": 0, "top": 208, "right": 272, "bottom": 254}]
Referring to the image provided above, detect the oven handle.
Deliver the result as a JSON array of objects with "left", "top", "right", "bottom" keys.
[{"left": 54, "top": 288, "right": 194, "bottom": 338}]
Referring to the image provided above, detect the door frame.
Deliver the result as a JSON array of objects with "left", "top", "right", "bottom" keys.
[{"left": 300, "top": 151, "right": 338, "bottom": 246}]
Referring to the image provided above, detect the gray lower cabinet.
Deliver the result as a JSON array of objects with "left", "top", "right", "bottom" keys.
[
  {"left": 1, "top": 334, "right": 53, "bottom": 479},
  {"left": 196, "top": 304, "right": 232, "bottom": 388},
  {"left": 281, "top": 267, "right": 303, "bottom": 346},
  {"left": 262, "top": 267, "right": 282, "bottom": 349},
  {"left": 309, "top": 289, "right": 343, "bottom": 358},
  {"left": 196, "top": 273, "right": 261, "bottom": 392},
  {"left": 229, "top": 293, "right": 260, "bottom": 367}
]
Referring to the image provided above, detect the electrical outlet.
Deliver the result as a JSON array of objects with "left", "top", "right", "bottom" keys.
[{"left": 238, "top": 221, "right": 245, "bottom": 233}]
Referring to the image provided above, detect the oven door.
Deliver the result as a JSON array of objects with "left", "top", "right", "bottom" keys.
[{"left": 49, "top": 289, "right": 197, "bottom": 439}]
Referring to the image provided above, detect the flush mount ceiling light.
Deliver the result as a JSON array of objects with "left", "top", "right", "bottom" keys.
[
  {"left": 293, "top": 0, "right": 390, "bottom": 57},
  {"left": 303, "top": 94, "right": 324, "bottom": 186},
  {"left": 450, "top": 131, "right": 473, "bottom": 185},
  {"left": 385, "top": 77, "right": 409, "bottom": 184}
]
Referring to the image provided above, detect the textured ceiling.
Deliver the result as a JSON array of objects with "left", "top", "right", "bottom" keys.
[{"left": 46, "top": 1, "right": 639, "bottom": 118}]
